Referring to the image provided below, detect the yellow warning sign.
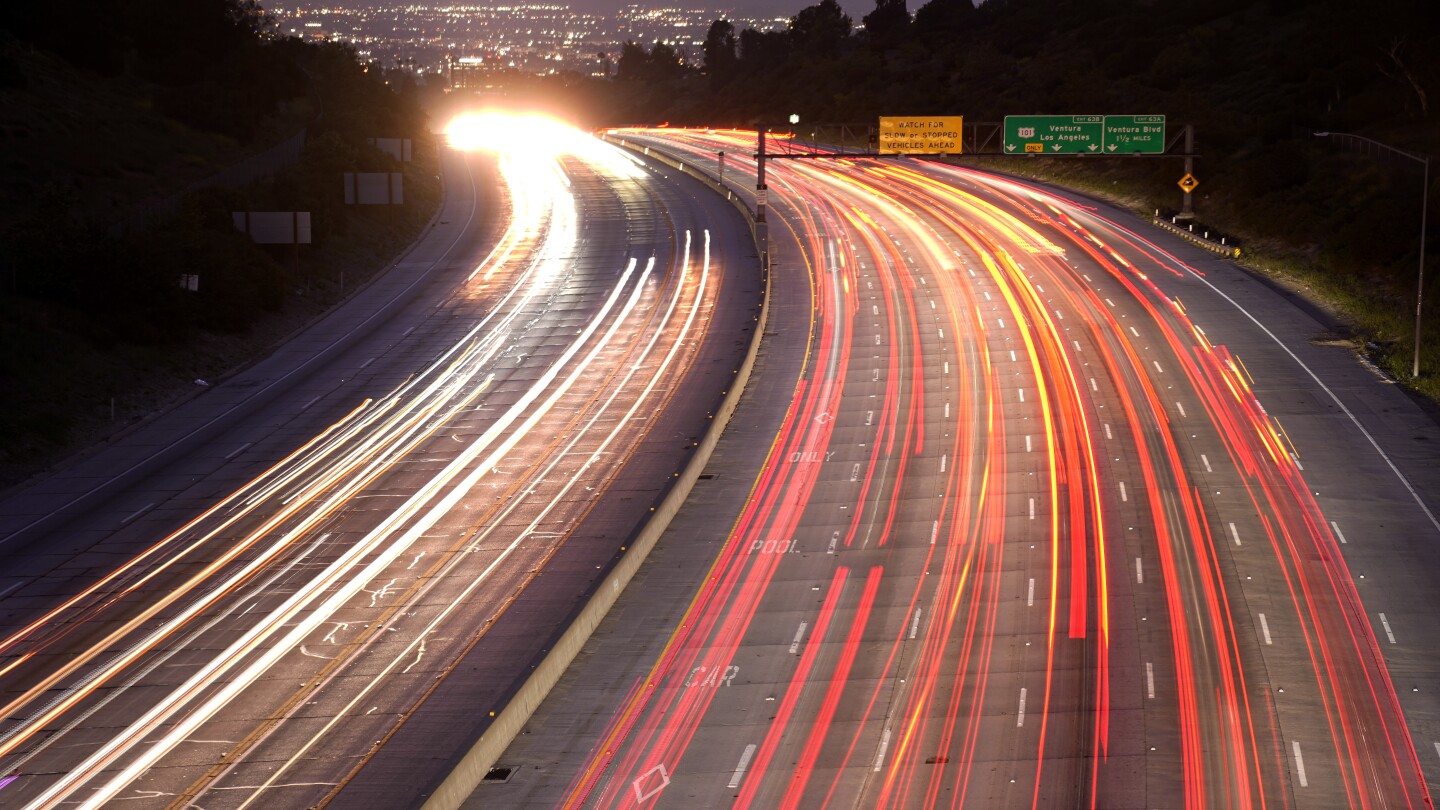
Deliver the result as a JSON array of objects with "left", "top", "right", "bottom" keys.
[
  {"left": 878, "top": 116, "right": 964, "bottom": 155},
  {"left": 1178, "top": 173, "right": 1199, "bottom": 193}
]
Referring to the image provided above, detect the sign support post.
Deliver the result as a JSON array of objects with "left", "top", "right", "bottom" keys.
[{"left": 1179, "top": 124, "right": 1196, "bottom": 220}]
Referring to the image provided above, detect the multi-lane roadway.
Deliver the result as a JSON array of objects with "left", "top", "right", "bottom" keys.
[
  {"left": 491, "top": 129, "right": 1440, "bottom": 809},
  {"left": 0, "top": 118, "right": 759, "bottom": 808}
]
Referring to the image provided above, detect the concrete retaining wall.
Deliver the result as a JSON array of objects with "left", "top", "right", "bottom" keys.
[{"left": 420, "top": 137, "right": 772, "bottom": 810}]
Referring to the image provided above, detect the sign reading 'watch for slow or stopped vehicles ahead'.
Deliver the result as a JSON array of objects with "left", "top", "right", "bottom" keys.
[
  {"left": 1004, "top": 115, "right": 1166, "bottom": 154},
  {"left": 878, "top": 116, "right": 964, "bottom": 155}
]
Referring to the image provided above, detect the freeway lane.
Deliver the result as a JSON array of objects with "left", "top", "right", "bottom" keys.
[
  {"left": 491, "top": 129, "right": 1440, "bottom": 809},
  {"left": 0, "top": 120, "right": 760, "bottom": 808}
]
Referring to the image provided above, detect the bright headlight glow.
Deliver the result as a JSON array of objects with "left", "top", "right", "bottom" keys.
[
  {"left": 444, "top": 112, "right": 644, "bottom": 178},
  {"left": 445, "top": 112, "right": 579, "bottom": 155}
]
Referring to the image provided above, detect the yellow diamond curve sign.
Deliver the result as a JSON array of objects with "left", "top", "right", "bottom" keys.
[{"left": 1178, "top": 173, "right": 1199, "bottom": 193}]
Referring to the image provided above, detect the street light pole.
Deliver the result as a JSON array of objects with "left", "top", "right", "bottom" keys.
[
  {"left": 1314, "top": 131, "right": 1431, "bottom": 378},
  {"left": 1416, "top": 155, "right": 1429, "bottom": 378}
]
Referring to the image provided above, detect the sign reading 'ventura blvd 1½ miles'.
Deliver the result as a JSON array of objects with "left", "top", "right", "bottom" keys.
[
  {"left": 1004, "top": 115, "right": 1166, "bottom": 154},
  {"left": 878, "top": 116, "right": 964, "bottom": 155}
]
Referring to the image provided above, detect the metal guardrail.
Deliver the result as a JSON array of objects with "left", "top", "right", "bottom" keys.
[{"left": 1152, "top": 215, "right": 1242, "bottom": 258}]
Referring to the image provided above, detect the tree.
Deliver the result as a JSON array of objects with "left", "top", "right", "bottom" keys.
[
  {"left": 790, "top": 0, "right": 853, "bottom": 57},
  {"left": 647, "top": 42, "right": 688, "bottom": 81},
  {"left": 912, "top": 0, "right": 978, "bottom": 42},
  {"left": 616, "top": 40, "right": 650, "bottom": 81},
  {"left": 703, "top": 20, "right": 739, "bottom": 79},
  {"left": 739, "top": 28, "right": 793, "bottom": 71},
  {"left": 863, "top": 0, "right": 910, "bottom": 46}
]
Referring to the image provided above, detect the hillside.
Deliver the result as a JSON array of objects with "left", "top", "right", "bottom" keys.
[{"left": 0, "top": 3, "right": 439, "bottom": 489}]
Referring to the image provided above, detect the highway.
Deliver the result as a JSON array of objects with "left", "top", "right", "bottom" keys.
[
  {"left": 491, "top": 129, "right": 1440, "bottom": 809},
  {"left": 0, "top": 117, "right": 760, "bottom": 808}
]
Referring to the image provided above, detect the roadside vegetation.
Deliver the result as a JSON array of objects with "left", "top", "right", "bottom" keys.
[
  {"left": 501, "top": 0, "right": 1439, "bottom": 399},
  {"left": 0, "top": 1, "right": 438, "bottom": 488}
]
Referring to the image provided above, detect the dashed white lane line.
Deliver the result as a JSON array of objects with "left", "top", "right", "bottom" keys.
[
  {"left": 1168, "top": 247, "right": 1440, "bottom": 534},
  {"left": 1119, "top": 482, "right": 1129, "bottom": 502},
  {"left": 1130, "top": 326, "right": 1140, "bottom": 337},
  {"left": 1229, "top": 522, "right": 1242, "bottom": 546},
  {"left": 1259, "top": 613, "right": 1273, "bottom": 645},
  {"left": 1331, "top": 521, "right": 1348, "bottom": 544},
  {"left": 940, "top": 455, "right": 947, "bottom": 473},
  {"left": 1025, "top": 435, "right": 1033, "bottom": 453},
  {"left": 1433, "top": 741, "right": 1440, "bottom": 762},
  {"left": 1152, "top": 360, "right": 1165, "bottom": 374},
  {"left": 1018, "top": 388, "right": 1026, "bottom": 403},
  {"left": 120, "top": 503, "right": 156, "bottom": 526},
  {"left": 1135, "top": 557, "right": 1144, "bottom": 584},
  {"left": 910, "top": 609, "right": 922, "bottom": 639},
  {"left": 402, "top": 326, "right": 416, "bottom": 337},
  {"left": 873, "top": 728, "right": 891, "bottom": 771},
  {"left": 1029, "top": 498, "right": 1036, "bottom": 520},
  {"left": 728, "top": 744, "right": 757, "bottom": 788},
  {"left": 1146, "top": 662, "right": 1155, "bottom": 699},
  {"left": 789, "top": 622, "right": 808, "bottom": 654},
  {"left": 1027, "top": 578, "right": 1035, "bottom": 607},
  {"left": 1379, "top": 613, "right": 1397, "bottom": 644},
  {"left": 301, "top": 394, "right": 322, "bottom": 412},
  {"left": 1292, "top": 741, "right": 1308, "bottom": 787},
  {"left": 225, "top": 442, "right": 253, "bottom": 460},
  {"left": 1017, "top": 688, "right": 1028, "bottom": 727},
  {"left": 998, "top": 318, "right": 1007, "bottom": 329},
  {"left": 1200, "top": 453, "right": 1212, "bottom": 472},
  {"left": 360, "top": 356, "right": 376, "bottom": 369},
  {"left": 1176, "top": 401, "right": 1187, "bottom": 417},
  {"left": 1089, "top": 377, "right": 1099, "bottom": 392},
  {"left": 1103, "top": 423, "right": 1113, "bottom": 440}
]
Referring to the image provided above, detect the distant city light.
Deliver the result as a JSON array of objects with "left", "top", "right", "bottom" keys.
[{"left": 265, "top": 3, "right": 784, "bottom": 79}]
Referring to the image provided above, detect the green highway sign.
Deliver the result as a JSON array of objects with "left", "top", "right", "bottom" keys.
[
  {"left": 1004, "top": 115, "right": 1103, "bottom": 154},
  {"left": 1003, "top": 114, "right": 1168, "bottom": 155},
  {"left": 1103, "top": 115, "right": 1166, "bottom": 153}
]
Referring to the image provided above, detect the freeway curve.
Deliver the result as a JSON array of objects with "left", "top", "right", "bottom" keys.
[
  {"left": 491, "top": 129, "right": 1440, "bottom": 809},
  {"left": 0, "top": 120, "right": 760, "bottom": 808}
]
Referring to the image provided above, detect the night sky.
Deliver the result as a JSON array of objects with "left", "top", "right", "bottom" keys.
[{"left": 277, "top": 0, "right": 779, "bottom": 15}]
